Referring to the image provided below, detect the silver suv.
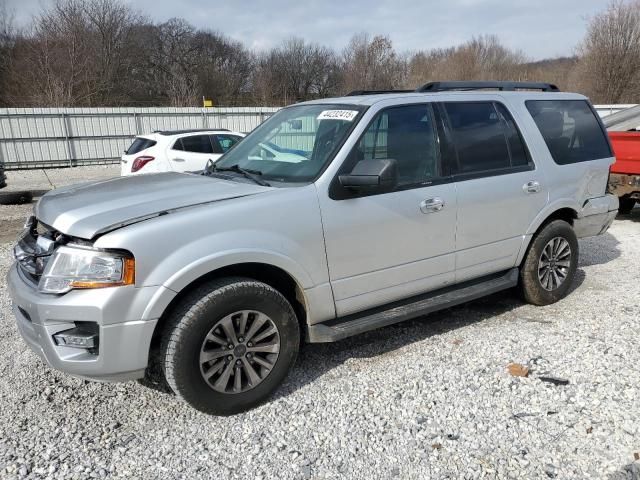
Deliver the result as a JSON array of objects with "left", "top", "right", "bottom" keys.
[{"left": 9, "top": 81, "right": 619, "bottom": 414}]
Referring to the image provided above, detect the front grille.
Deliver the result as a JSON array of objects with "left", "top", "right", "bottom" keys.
[{"left": 14, "top": 216, "right": 60, "bottom": 286}]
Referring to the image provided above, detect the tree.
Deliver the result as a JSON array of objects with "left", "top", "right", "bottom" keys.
[
  {"left": 0, "top": 0, "right": 15, "bottom": 104},
  {"left": 253, "top": 37, "right": 340, "bottom": 104},
  {"left": 577, "top": 0, "right": 640, "bottom": 103},
  {"left": 341, "top": 34, "right": 405, "bottom": 93},
  {"left": 405, "top": 35, "right": 525, "bottom": 89}
]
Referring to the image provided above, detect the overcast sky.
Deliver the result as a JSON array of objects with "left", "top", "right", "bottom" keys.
[{"left": 8, "top": 0, "right": 606, "bottom": 60}]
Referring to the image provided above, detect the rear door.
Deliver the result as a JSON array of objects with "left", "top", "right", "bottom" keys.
[
  {"left": 439, "top": 101, "right": 548, "bottom": 282},
  {"left": 169, "top": 134, "right": 217, "bottom": 172}
]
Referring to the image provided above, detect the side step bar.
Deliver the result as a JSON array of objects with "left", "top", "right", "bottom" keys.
[{"left": 306, "top": 268, "right": 519, "bottom": 343}]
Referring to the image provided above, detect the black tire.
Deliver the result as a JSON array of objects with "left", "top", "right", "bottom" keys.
[
  {"left": 0, "top": 190, "right": 33, "bottom": 205},
  {"left": 160, "top": 277, "right": 299, "bottom": 415},
  {"left": 519, "top": 220, "right": 579, "bottom": 306},
  {"left": 618, "top": 197, "right": 636, "bottom": 215}
]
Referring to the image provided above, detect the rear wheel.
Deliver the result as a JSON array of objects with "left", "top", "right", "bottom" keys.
[
  {"left": 519, "top": 220, "right": 578, "bottom": 306},
  {"left": 160, "top": 277, "right": 299, "bottom": 415},
  {"left": 618, "top": 197, "right": 636, "bottom": 215}
]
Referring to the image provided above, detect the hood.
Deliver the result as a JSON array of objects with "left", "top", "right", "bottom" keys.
[{"left": 36, "top": 172, "right": 271, "bottom": 239}]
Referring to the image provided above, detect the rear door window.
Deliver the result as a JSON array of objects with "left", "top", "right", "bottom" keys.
[
  {"left": 126, "top": 137, "right": 156, "bottom": 155},
  {"left": 178, "top": 135, "right": 214, "bottom": 154},
  {"left": 443, "top": 102, "right": 531, "bottom": 175},
  {"left": 526, "top": 100, "right": 612, "bottom": 165}
]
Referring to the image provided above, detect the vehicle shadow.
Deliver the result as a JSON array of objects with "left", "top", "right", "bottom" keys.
[
  {"left": 275, "top": 271, "right": 588, "bottom": 401},
  {"left": 578, "top": 231, "right": 621, "bottom": 267}
]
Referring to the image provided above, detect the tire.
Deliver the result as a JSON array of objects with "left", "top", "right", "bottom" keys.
[
  {"left": 0, "top": 190, "right": 33, "bottom": 205},
  {"left": 618, "top": 197, "right": 636, "bottom": 215},
  {"left": 160, "top": 277, "right": 299, "bottom": 415},
  {"left": 519, "top": 220, "right": 579, "bottom": 306}
]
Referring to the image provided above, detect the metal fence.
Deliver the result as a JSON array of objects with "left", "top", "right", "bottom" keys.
[
  {"left": 0, "top": 103, "right": 636, "bottom": 170},
  {"left": 0, "top": 107, "right": 280, "bottom": 170}
]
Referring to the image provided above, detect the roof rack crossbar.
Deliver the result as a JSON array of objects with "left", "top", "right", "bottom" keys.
[
  {"left": 416, "top": 81, "right": 560, "bottom": 93},
  {"left": 347, "top": 89, "right": 414, "bottom": 96}
]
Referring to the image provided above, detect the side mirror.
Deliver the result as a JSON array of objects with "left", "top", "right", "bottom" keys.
[{"left": 339, "top": 159, "right": 397, "bottom": 192}]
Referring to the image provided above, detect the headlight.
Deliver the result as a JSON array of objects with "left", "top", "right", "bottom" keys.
[{"left": 39, "top": 245, "right": 135, "bottom": 294}]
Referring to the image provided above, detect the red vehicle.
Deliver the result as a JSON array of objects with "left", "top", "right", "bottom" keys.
[{"left": 608, "top": 131, "right": 640, "bottom": 214}]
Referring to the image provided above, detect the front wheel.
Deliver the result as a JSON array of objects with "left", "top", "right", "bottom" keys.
[
  {"left": 160, "top": 278, "right": 300, "bottom": 415},
  {"left": 519, "top": 220, "right": 579, "bottom": 306}
]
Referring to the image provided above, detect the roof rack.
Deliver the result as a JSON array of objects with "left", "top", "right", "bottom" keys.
[
  {"left": 347, "top": 89, "right": 414, "bottom": 96},
  {"left": 416, "top": 81, "right": 560, "bottom": 92}
]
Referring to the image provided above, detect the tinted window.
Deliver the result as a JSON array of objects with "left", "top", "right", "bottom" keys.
[
  {"left": 353, "top": 104, "right": 440, "bottom": 186},
  {"left": 179, "top": 135, "right": 214, "bottom": 154},
  {"left": 495, "top": 104, "right": 529, "bottom": 167},
  {"left": 526, "top": 100, "right": 612, "bottom": 165},
  {"left": 444, "top": 102, "right": 511, "bottom": 173},
  {"left": 126, "top": 137, "right": 156, "bottom": 155},
  {"left": 213, "top": 134, "right": 242, "bottom": 153}
]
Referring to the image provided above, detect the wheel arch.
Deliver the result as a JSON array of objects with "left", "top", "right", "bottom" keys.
[
  {"left": 148, "top": 262, "right": 309, "bottom": 352},
  {"left": 516, "top": 206, "right": 579, "bottom": 266}
]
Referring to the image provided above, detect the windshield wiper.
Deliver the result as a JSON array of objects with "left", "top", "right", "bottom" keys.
[{"left": 207, "top": 162, "right": 271, "bottom": 187}]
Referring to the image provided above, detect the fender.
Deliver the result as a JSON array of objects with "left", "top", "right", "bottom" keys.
[
  {"left": 138, "top": 249, "right": 322, "bottom": 323},
  {"left": 514, "top": 198, "right": 580, "bottom": 265},
  {"left": 525, "top": 198, "right": 580, "bottom": 235},
  {"left": 164, "top": 248, "right": 315, "bottom": 293}
]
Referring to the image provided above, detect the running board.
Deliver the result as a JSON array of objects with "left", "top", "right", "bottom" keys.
[{"left": 306, "top": 268, "right": 519, "bottom": 343}]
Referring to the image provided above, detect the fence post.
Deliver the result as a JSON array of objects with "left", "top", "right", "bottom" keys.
[
  {"left": 202, "top": 109, "right": 208, "bottom": 128},
  {"left": 133, "top": 112, "right": 141, "bottom": 135},
  {"left": 61, "top": 113, "right": 74, "bottom": 167}
]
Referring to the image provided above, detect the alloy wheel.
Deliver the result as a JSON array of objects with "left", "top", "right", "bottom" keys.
[
  {"left": 199, "top": 310, "right": 280, "bottom": 394},
  {"left": 537, "top": 237, "right": 572, "bottom": 291}
]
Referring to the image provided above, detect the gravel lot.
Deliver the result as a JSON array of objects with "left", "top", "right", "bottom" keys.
[{"left": 0, "top": 203, "right": 638, "bottom": 480}]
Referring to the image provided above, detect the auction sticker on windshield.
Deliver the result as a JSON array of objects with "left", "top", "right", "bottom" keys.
[{"left": 317, "top": 110, "right": 359, "bottom": 121}]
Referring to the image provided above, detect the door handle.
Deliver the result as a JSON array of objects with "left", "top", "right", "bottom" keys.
[
  {"left": 523, "top": 181, "right": 541, "bottom": 193},
  {"left": 420, "top": 197, "right": 445, "bottom": 214},
  {"left": 172, "top": 157, "right": 186, "bottom": 162}
]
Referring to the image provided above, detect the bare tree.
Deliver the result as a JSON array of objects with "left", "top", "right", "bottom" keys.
[
  {"left": 405, "top": 35, "right": 526, "bottom": 88},
  {"left": 82, "top": 0, "right": 145, "bottom": 104},
  {"left": 0, "top": 0, "right": 15, "bottom": 104},
  {"left": 341, "top": 33, "right": 405, "bottom": 92},
  {"left": 253, "top": 37, "right": 340, "bottom": 104},
  {"left": 577, "top": 0, "right": 640, "bottom": 103}
]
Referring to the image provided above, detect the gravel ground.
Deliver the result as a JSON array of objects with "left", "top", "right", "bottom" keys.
[{"left": 0, "top": 206, "right": 638, "bottom": 480}]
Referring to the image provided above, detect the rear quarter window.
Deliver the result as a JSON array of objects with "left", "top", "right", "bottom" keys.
[
  {"left": 126, "top": 137, "right": 156, "bottom": 155},
  {"left": 526, "top": 100, "right": 612, "bottom": 165}
]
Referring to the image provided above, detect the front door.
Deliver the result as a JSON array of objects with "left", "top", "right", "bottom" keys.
[{"left": 318, "top": 103, "right": 458, "bottom": 317}]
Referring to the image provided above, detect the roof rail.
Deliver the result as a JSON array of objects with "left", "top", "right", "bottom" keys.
[
  {"left": 416, "top": 81, "right": 560, "bottom": 93},
  {"left": 347, "top": 89, "right": 414, "bottom": 96}
]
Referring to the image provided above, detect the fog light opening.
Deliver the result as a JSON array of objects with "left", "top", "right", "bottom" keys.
[{"left": 53, "top": 323, "right": 99, "bottom": 351}]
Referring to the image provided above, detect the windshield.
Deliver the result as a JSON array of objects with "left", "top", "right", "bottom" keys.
[{"left": 214, "top": 104, "right": 365, "bottom": 183}]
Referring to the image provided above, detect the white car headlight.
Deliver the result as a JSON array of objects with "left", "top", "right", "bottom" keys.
[{"left": 39, "top": 245, "right": 135, "bottom": 294}]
